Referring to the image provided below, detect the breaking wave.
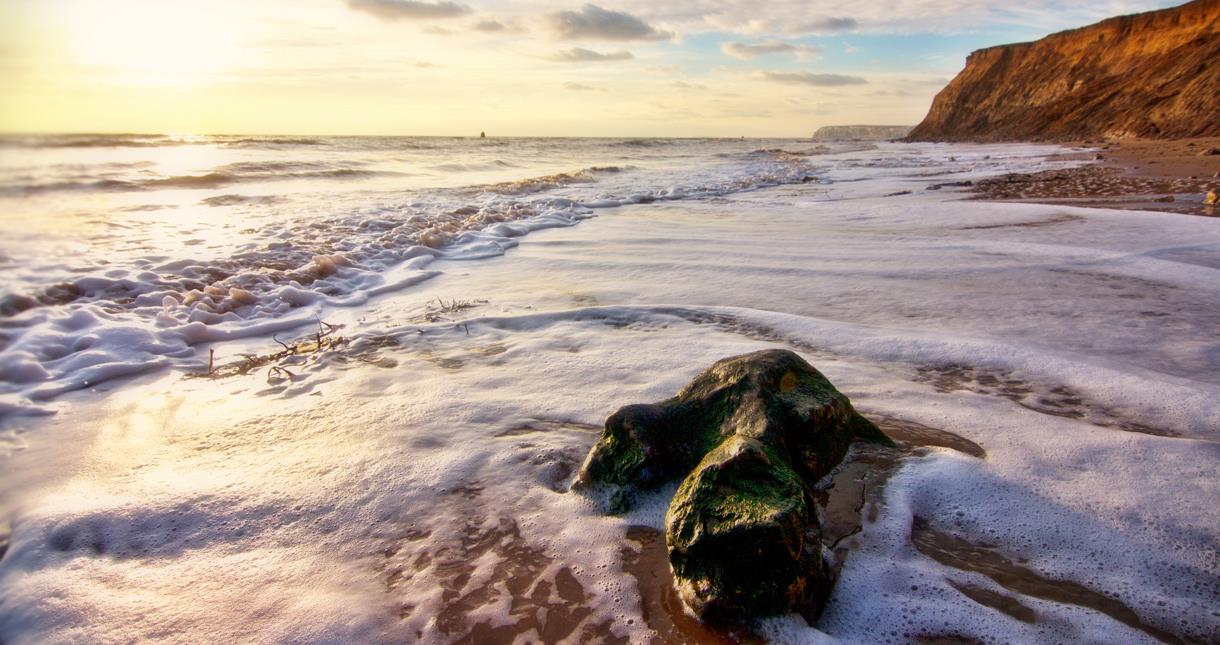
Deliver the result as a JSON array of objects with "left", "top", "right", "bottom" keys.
[{"left": 0, "top": 136, "right": 830, "bottom": 413}]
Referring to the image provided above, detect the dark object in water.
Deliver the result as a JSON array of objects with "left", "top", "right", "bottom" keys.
[
  {"left": 573, "top": 349, "right": 890, "bottom": 623},
  {"left": 480, "top": 131, "right": 486, "bottom": 138}
]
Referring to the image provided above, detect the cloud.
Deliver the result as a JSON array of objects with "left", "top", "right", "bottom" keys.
[
  {"left": 564, "top": 81, "right": 608, "bottom": 92},
  {"left": 792, "top": 16, "right": 858, "bottom": 33},
  {"left": 547, "top": 47, "right": 635, "bottom": 62},
  {"left": 346, "top": 0, "right": 471, "bottom": 20},
  {"left": 545, "top": 4, "right": 672, "bottom": 41},
  {"left": 472, "top": 18, "right": 525, "bottom": 33},
  {"left": 754, "top": 71, "right": 868, "bottom": 86},
  {"left": 721, "top": 41, "right": 824, "bottom": 60},
  {"left": 670, "top": 81, "right": 707, "bottom": 90}
]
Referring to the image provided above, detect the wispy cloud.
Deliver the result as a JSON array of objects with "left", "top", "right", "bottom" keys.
[
  {"left": 545, "top": 4, "right": 673, "bottom": 41},
  {"left": 792, "top": 16, "right": 858, "bottom": 33},
  {"left": 721, "top": 40, "right": 824, "bottom": 60},
  {"left": 754, "top": 70, "right": 868, "bottom": 86},
  {"left": 346, "top": 0, "right": 471, "bottom": 20},
  {"left": 670, "top": 80, "right": 708, "bottom": 90},
  {"left": 564, "top": 81, "right": 608, "bottom": 91},
  {"left": 547, "top": 47, "right": 635, "bottom": 62},
  {"left": 471, "top": 18, "right": 525, "bottom": 33}
]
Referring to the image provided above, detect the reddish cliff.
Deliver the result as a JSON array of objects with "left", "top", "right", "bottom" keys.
[{"left": 907, "top": 0, "right": 1220, "bottom": 141}]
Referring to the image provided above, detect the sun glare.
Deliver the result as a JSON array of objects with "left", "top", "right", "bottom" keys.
[{"left": 63, "top": 1, "right": 243, "bottom": 86}]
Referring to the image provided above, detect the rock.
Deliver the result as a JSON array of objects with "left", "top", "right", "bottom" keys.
[
  {"left": 574, "top": 349, "right": 888, "bottom": 512},
  {"left": 906, "top": 1, "right": 1220, "bottom": 141},
  {"left": 0, "top": 293, "right": 40, "bottom": 317},
  {"left": 574, "top": 349, "right": 890, "bottom": 622},
  {"left": 666, "top": 435, "right": 821, "bottom": 622},
  {"left": 1153, "top": 195, "right": 1175, "bottom": 203},
  {"left": 811, "top": 125, "right": 912, "bottom": 141},
  {"left": 1200, "top": 147, "right": 1220, "bottom": 156}
]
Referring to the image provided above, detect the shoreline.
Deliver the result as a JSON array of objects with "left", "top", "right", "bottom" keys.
[
  {"left": 968, "top": 136, "right": 1220, "bottom": 215},
  {"left": 2, "top": 142, "right": 1217, "bottom": 643}
]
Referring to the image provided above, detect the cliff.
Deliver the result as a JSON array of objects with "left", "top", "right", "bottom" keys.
[
  {"left": 907, "top": 0, "right": 1220, "bottom": 141},
  {"left": 812, "top": 125, "right": 912, "bottom": 141}
]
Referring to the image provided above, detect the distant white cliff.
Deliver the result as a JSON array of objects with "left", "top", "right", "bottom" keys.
[{"left": 812, "top": 125, "right": 913, "bottom": 141}]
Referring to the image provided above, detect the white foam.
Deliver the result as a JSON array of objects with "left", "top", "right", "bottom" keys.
[{"left": 1, "top": 140, "right": 1217, "bottom": 643}]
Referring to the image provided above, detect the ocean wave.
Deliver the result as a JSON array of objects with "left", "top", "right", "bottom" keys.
[
  {"left": 429, "top": 160, "right": 515, "bottom": 173},
  {"left": 481, "top": 171, "right": 596, "bottom": 196},
  {"left": 0, "top": 178, "right": 141, "bottom": 196},
  {"left": 152, "top": 166, "right": 381, "bottom": 189},
  {"left": 221, "top": 137, "right": 325, "bottom": 148},
  {"left": 0, "top": 141, "right": 819, "bottom": 411},
  {"left": 613, "top": 139, "right": 672, "bottom": 148},
  {"left": 0, "top": 195, "right": 598, "bottom": 411},
  {"left": 0, "top": 134, "right": 212, "bottom": 149},
  {"left": 0, "top": 134, "right": 330, "bottom": 150},
  {"left": 477, "top": 166, "right": 632, "bottom": 196},
  {"left": 2, "top": 167, "right": 388, "bottom": 195},
  {"left": 749, "top": 146, "right": 831, "bottom": 157},
  {"left": 200, "top": 194, "right": 285, "bottom": 207}
]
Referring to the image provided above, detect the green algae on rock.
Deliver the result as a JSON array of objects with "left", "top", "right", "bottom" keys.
[
  {"left": 573, "top": 349, "right": 889, "bottom": 511},
  {"left": 666, "top": 434, "right": 821, "bottom": 622},
  {"left": 573, "top": 348, "right": 891, "bottom": 622}
]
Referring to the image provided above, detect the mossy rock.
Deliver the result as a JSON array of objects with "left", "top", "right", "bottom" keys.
[
  {"left": 574, "top": 348, "right": 891, "bottom": 622},
  {"left": 573, "top": 349, "right": 889, "bottom": 512},
  {"left": 666, "top": 435, "right": 824, "bottom": 622}
]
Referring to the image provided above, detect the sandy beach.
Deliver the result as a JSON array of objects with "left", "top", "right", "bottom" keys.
[
  {"left": 1, "top": 141, "right": 1216, "bottom": 643},
  {"left": 2, "top": 0, "right": 1218, "bottom": 640},
  {"left": 971, "top": 137, "right": 1220, "bottom": 216}
]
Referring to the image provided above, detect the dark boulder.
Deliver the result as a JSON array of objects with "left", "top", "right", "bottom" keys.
[
  {"left": 666, "top": 434, "right": 822, "bottom": 622},
  {"left": 573, "top": 348, "right": 890, "bottom": 621}
]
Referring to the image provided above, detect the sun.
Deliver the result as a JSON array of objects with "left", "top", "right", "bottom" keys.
[{"left": 62, "top": 0, "right": 245, "bottom": 86}]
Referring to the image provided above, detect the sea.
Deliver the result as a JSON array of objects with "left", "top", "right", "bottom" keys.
[{"left": 0, "top": 134, "right": 1216, "bottom": 643}]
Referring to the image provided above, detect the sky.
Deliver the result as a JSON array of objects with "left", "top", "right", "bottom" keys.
[{"left": 0, "top": 0, "right": 1184, "bottom": 137}]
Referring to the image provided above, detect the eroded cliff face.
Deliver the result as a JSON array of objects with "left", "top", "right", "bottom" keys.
[{"left": 907, "top": 0, "right": 1220, "bottom": 141}]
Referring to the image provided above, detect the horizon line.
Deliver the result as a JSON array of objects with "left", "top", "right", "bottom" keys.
[{"left": 0, "top": 129, "right": 914, "bottom": 140}]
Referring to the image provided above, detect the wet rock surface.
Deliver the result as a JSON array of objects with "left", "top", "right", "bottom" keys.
[
  {"left": 575, "top": 349, "right": 891, "bottom": 623},
  {"left": 666, "top": 435, "right": 821, "bottom": 622}
]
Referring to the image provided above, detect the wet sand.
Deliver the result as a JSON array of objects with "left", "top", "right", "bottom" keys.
[
  {"left": 971, "top": 136, "right": 1220, "bottom": 216},
  {"left": 4, "top": 143, "right": 1217, "bottom": 643}
]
